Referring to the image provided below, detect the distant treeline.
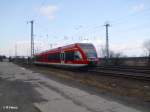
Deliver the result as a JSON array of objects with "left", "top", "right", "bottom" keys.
[
  {"left": 98, "top": 57, "right": 150, "bottom": 66},
  {"left": 0, "top": 55, "right": 6, "bottom": 61}
]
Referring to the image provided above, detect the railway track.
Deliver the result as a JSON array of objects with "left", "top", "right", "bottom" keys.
[
  {"left": 87, "top": 66, "right": 150, "bottom": 81},
  {"left": 16, "top": 62, "right": 150, "bottom": 81},
  {"left": 96, "top": 66, "right": 150, "bottom": 74}
]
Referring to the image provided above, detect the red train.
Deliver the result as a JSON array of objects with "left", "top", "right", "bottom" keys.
[{"left": 34, "top": 43, "right": 98, "bottom": 67}]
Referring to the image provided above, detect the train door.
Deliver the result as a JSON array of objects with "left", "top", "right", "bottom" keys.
[{"left": 61, "top": 52, "right": 65, "bottom": 64}]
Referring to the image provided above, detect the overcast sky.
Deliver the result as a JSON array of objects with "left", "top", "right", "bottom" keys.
[{"left": 0, "top": 0, "right": 150, "bottom": 57}]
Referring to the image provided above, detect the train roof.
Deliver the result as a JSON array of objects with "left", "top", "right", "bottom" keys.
[{"left": 34, "top": 43, "right": 93, "bottom": 55}]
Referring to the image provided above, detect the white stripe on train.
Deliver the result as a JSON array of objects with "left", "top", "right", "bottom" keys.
[{"left": 34, "top": 61, "right": 87, "bottom": 67}]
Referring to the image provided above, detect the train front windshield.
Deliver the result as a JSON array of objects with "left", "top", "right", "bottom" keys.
[{"left": 79, "top": 44, "right": 97, "bottom": 58}]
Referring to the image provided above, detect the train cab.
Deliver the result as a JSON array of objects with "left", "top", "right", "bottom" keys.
[{"left": 78, "top": 43, "right": 98, "bottom": 66}]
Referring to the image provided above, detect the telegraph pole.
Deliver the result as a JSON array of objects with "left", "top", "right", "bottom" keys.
[
  {"left": 104, "top": 23, "right": 110, "bottom": 58},
  {"left": 29, "top": 20, "right": 34, "bottom": 58}
]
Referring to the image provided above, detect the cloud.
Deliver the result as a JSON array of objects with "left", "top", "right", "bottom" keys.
[
  {"left": 39, "top": 5, "right": 59, "bottom": 20},
  {"left": 132, "top": 3, "right": 145, "bottom": 12}
]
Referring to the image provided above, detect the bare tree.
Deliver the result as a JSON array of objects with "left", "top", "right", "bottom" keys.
[
  {"left": 109, "top": 50, "right": 123, "bottom": 58},
  {"left": 100, "top": 45, "right": 107, "bottom": 58},
  {"left": 143, "top": 40, "right": 150, "bottom": 66},
  {"left": 109, "top": 50, "right": 124, "bottom": 65},
  {"left": 143, "top": 40, "right": 150, "bottom": 57}
]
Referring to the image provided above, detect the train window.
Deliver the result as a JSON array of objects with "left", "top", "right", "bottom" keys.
[
  {"left": 65, "top": 51, "right": 74, "bottom": 61},
  {"left": 48, "top": 55, "right": 52, "bottom": 60},
  {"left": 74, "top": 51, "right": 82, "bottom": 60},
  {"left": 56, "top": 53, "right": 60, "bottom": 60},
  {"left": 48, "top": 53, "right": 60, "bottom": 61},
  {"left": 35, "top": 55, "right": 42, "bottom": 61}
]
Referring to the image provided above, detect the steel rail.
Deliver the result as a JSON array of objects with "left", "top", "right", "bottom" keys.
[{"left": 87, "top": 67, "right": 150, "bottom": 81}]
